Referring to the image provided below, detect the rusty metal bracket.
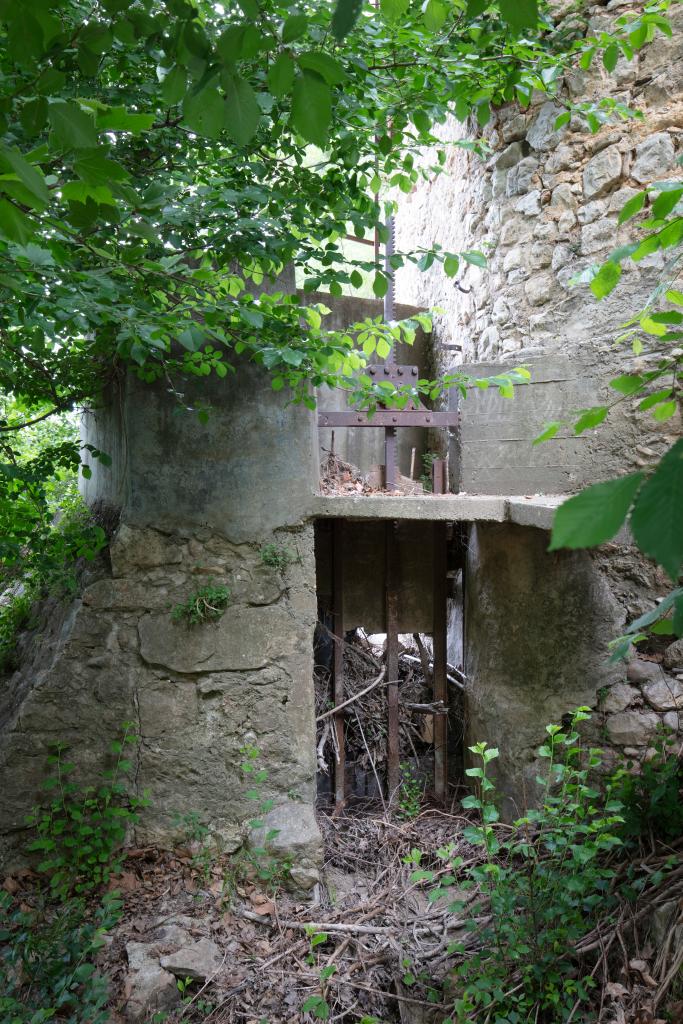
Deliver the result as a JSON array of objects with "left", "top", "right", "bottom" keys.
[{"left": 318, "top": 410, "right": 459, "bottom": 428}]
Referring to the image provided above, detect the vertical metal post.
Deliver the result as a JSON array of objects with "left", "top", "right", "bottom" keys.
[
  {"left": 433, "top": 522, "right": 448, "bottom": 803},
  {"left": 385, "top": 520, "right": 400, "bottom": 804},
  {"left": 431, "top": 458, "right": 446, "bottom": 495},
  {"left": 332, "top": 519, "right": 345, "bottom": 812},
  {"left": 383, "top": 213, "right": 398, "bottom": 490}
]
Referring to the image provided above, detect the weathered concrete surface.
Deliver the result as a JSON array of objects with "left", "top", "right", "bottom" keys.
[
  {"left": 451, "top": 358, "right": 641, "bottom": 495},
  {"left": 312, "top": 493, "right": 508, "bottom": 521},
  {"left": 464, "top": 523, "right": 624, "bottom": 818},
  {"left": 1, "top": 354, "right": 323, "bottom": 881},
  {"left": 81, "top": 356, "right": 318, "bottom": 544}
]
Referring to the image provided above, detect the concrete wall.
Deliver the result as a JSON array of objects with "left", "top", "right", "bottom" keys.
[
  {"left": 451, "top": 356, "right": 640, "bottom": 494},
  {"left": 463, "top": 522, "right": 679, "bottom": 819},
  {"left": 0, "top": 360, "right": 323, "bottom": 886}
]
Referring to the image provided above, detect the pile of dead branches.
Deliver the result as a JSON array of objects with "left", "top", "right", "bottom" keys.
[
  {"left": 314, "top": 629, "right": 465, "bottom": 805},
  {"left": 319, "top": 448, "right": 378, "bottom": 496}
]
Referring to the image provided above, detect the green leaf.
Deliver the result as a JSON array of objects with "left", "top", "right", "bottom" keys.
[
  {"left": 268, "top": 53, "right": 295, "bottom": 98},
  {"left": 574, "top": 406, "right": 608, "bottom": 434},
  {"left": 0, "top": 144, "right": 49, "bottom": 210},
  {"left": 590, "top": 260, "right": 621, "bottom": 298},
  {"left": 532, "top": 421, "right": 561, "bottom": 445},
  {"left": 224, "top": 74, "right": 261, "bottom": 147},
  {"left": 618, "top": 191, "right": 646, "bottom": 224},
  {"left": 97, "top": 108, "right": 155, "bottom": 133},
  {"left": 291, "top": 72, "right": 331, "bottom": 147},
  {"left": 183, "top": 86, "right": 226, "bottom": 140},
  {"left": 282, "top": 14, "right": 308, "bottom": 43},
  {"left": 161, "top": 65, "right": 187, "bottom": 106},
  {"left": 381, "top": 0, "right": 410, "bottom": 23},
  {"left": 652, "top": 401, "right": 677, "bottom": 421},
  {"left": 603, "top": 43, "right": 619, "bottom": 72},
  {"left": 48, "top": 100, "right": 97, "bottom": 150},
  {"left": 631, "top": 440, "right": 683, "bottom": 579},
  {"left": 462, "top": 250, "right": 487, "bottom": 268},
  {"left": 331, "top": 0, "right": 364, "bottom": 39},
  {"left": 444, "top": 253, "right": 459, "bottom": 277},
  {"left": 74, "top": 150, "right": 130, "bottom": 186},
  {"left": 651, "top": 188, "right": 683, "bottom": 220},
  {"left": 549, "top": 473, "right": 644, "bottom": 551},
  {"left": 423, "top": 0, "right": 447, "bottom": 31},
  {"left": 498, "top": 0, "right": 538, "bottom": 32},
  {"left": 0, "top": 199, "right": 36, "bottom": 244},
  {"left": 610, "top": 374, "right": 643, "bottom": 396},
  {"left": 298, "top": 52, "right": 346, "bottom": 86},
  {"left": 373, "top": 272, "right": 388, "bottom": 298}
]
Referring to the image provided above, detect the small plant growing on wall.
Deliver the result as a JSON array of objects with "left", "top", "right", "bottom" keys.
[
  {"left": 172, "top": 581, "right": 230, "bottom": 626},
  {"left": 260, "top": 542, "right": 297, "bottom": 573}
]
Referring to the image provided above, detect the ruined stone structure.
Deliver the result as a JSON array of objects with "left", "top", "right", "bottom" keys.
[{"left": 1, "top": 0, "right": 682, "bottom": 880}]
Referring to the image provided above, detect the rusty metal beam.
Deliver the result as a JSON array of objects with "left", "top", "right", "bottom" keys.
[
  {"left": 431, "top": 458, "right": 447, "bottom": 495},
  {"left": 332, "top": 519, "right": 345, "bottom": 812},
  {"left": 385, "top": 520, "right": 400, "bottom": 804},
  {"left": 433, "top": 521, "right": 448, "bottom": 803},
  {"left": 318, "top": 410, "right": 459, "bottom": 428}
]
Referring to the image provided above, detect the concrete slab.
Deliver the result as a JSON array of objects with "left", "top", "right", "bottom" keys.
[
  {"left": 310, "top": 493, "right": 508, "bottom": 522},
  {"left": 506, "top": 495, "right": 566, "bottom": 530}
]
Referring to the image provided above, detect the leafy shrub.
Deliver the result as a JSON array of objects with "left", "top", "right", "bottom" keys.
[
  {"left": 397, "top": 761, "right": 422, "bottom": 820},
  {"left": 26, "top": 723, "right": 148, "bottom": 897},
  {"left": 611, "top": 727, "right": 683, "bottom": 842},
  {"left": 260, "top": 543, "right": 296, "bottom": 572},
  {"left": 408, "top": 709, "right": 625, "bottom": 1023},
  {"left": 172, "top": 581, "right": 230, "bottom": 626},
  {"left": 0, "top": 724, "right": 146, "bottom": 1023},
  {"left": 0, "top": 589, "right": 32, "bottom": 673}
]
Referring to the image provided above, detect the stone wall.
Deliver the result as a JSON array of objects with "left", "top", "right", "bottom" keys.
[
  {"left": 0, "top": 362, "right": 323, "bottom": 887},
  {"left": 396, "top": 0, "right": 683, "bottom": 483}
]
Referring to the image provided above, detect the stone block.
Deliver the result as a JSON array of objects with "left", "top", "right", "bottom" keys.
[
  {"left": 125, "top": 942, "right": 180, "bottom": 1023},
  {"left": 138, "top": 603, "right": 297, "bottom": 674},
  {"left": 506, "top": 157, "right": 539, "bottom": 196},
  {"left": 550, "top": 183, "right": 577, "bottom": 209},
  {"left": 526, "top": 101, "right": 566, "bottom": 151},
  {"left": 631, "top": 133, "right": 675, "bottom": 184},
  {"left": 663, "top": 638, "right": 683, "bottom": 669},
  {"left": 642, "top": 677, "right": 683, "bottom": 711},
  {"left": 251, "top": 800, "right": 323, "bottom": 890},
  {"left": 524, "top": 273, "right": 555, "bottom": 306},
  {"left": 581, "top": 218, "right": 618, "bottom": 255},
  {"left": 110, "top": 524, "right": 183, "bottom": 577},
  {"left": 627, "top": 658, "right": 665, "bottom": 684},
  {"left": 606, "top": 711, "right": 660, "bottom": 746},
  {"left": 583, "top": 145, "right": 623, "bottom": 198},
  {"left": 160, "top": 938, "right": 223, "bottom": 982},
  {"left": 603, "top": 681, "right": 639, "bottom": 713},
  {"left": 495, "top": 142, "right": 524, "bottom": 170},
  {"left": 515, "top": 190, "right": 542, "bottom": 216}
]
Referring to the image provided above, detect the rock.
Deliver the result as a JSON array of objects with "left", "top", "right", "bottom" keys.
[
  {"left": 663, "top": 711, "right": 680, "bottom": 731},
  {"left": 125, "top": 942, "right": 180, "bottom": 1023},
  {"left": 550, "top": 183, "right": 577, "bottom": 210},
  {"left": 495, "top": 142, "right": 523, "bottom": 170},
  {"left": 138, "top": 602, "right": 297, "bottom": 673},
  {"left": 631, "top": 132, "right": 675, "bottom": 184},
  {"left": 581, "top": 218, "right": 618, "bottom": 255},
  {"left": 606, "top": 711, "right": 660, "bottom": 746},
  {"left": 251, "top": 800, "right": 323, "bottom": 891},
  {"left": 583, "top": 145, "right": 623, "bottom": 198},
  {"left": 524, "top": 274, "right": 555, "bottom": 306},
  {"left": 627, "top": 658, "right": 665, "bottom": 684},
  {"left": 663, "top": 638, "right": 683, "bottom": 670},
  {"left": 642, "top": 677, "right": 683, "bottom": 712},
  {"left": 557, "top": 209, "right": 577, "bottom": 233},
  {"left": 515, "top": 190, "right": 542, "bottom": 216},
  {"left": 546, "top": 144, "right": 574, "bottom": 173},
  {"left": 160, "top": 937, "right": 223, "bottom": 982},
  {"left": 526, "top": 102, "right": 566, "bottom": 151},
  {"left": 111, "top": 524, "right": 183, "bottom": 577},
  {"left": 577, "top": 200, "right": 607, "bottom": 225},
  {"left": 503, "top": 247, "right": 523, "bottom": 272},
  {"left": 602, "top": 682, "right": 639, "bottom": 713},
  {"left": 506, "top": 157, "right": 539, "bottom": 196}
]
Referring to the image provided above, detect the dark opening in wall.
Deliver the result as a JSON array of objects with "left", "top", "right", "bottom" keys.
[{"left": 313, "top": 518, "right": 467, "bottom": 812}]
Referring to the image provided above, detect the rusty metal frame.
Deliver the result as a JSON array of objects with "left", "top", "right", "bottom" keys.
[
  {"left": 433, "top": 522, "right": 448, "bottom": 802},
  {"left": 385, "top": 520, "right": 400, "bottom": 802},
  {"left": 318, "top": 410, "right": 459, "bottom": 428},
  {"left": 332, "top": 519, "right": 345, "bottom": 812}
]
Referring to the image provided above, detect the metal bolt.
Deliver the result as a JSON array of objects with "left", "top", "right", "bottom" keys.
[
  {"left": 411, "top": 368, "right": 417, "bottom": 376},
  {"left": 369, "top": 367, "right": 376, "bottom": 375},
  {"left": 356, "top": 415, "right": 363, "bottom": 422},
  {"left": 397, "top": 367, "right": 403, "bottom": 376}
]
